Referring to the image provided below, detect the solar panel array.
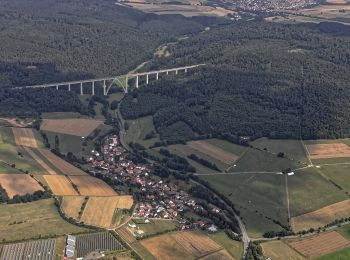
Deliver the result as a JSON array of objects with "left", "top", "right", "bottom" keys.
[
  {"left": 0, "top": 239, "right": 56, "bottom": 260},
  {"left": 75, "top": 232, "right": 124, "bottom": 258}
]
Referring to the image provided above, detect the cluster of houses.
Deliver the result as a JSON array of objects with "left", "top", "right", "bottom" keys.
[{"left": 88, "top": 135, "right": 217, "bottom": 231}]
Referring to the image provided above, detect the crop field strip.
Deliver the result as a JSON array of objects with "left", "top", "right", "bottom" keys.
[
  {"left": 199, "top": 249, "right": 235, "bottom": 260},
  {"left": 306, "top": 143, "right": 350, "bottom": 160},
  {"left": 0, "top": 238, "right": 56, "bottom": 260},
  {"left": 61, "top": 196, "right": 86, "bottom": 219},
  {"left": 0, "top": 174, "right": 44, "bottom": 198},
  {"left": 43, "top": 175, "right": 78, "bottom": 196},
  {"left": 261, "top": 240, "right": 305, "bottom": 260},
  {"left": 24, "top": 147, "right": 57, "bottom": 175},
  {"left": 75, "top": 232, "right": 124, "bottom": 258},
  {"left": 68, "top": 175, "right": 117, "bottom": 196},
  {"left": 287, "top": 231, "right": 350, "bottom": 258},
  {"left": 292, "top": 199, "right": 350, "bottom": 232},
  {"left": 38, "top": 149, "right": 87, "bottom": 175},
  {"left": 11, "top": 127, "right": 38, "bottom": 148},
  {"left": 41, "top": 118, "right": 102, "bottom": 137}
]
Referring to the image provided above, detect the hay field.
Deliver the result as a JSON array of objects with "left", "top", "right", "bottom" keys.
[
  {"left": 44, "top": 175, "right": 78, "bottom": 196},
  {"left": 188, "top": 140, "right": 239, "bottom": 164},
  {"left": 200, "top": 249, "right": 234, "bottom": 260},
  {"left": 41, "top": 118, "right": 102, "bottom": 137},
  {"left": 0, "top": 199, "right": 90, "bottom": 242},
  {"left": 38, "top": 149, "right": 87, "bottom": 175},
  {"left": 261, "top": 240, "right": 305, "bottom": 260},
  {"left": 61, "top": 196, "right": 86, "bottom": 219},
  {"left": 292, "top": 199, "right": 350, "bottom": 232},
  {"left": 306, "top": 143, "right": 350, "bottom": 159},
  {"left": 287, "top": 231, "right": 350, "bottom": 258},
  {"left": 69, "top": 176, "right": 117, "bottom": 196},
  {"left": 12, "top": 128, "right": 38, "bottom": 148},
  {"left": 141, "top": 231, "right": 222, "bottom": 259},
  {"left": 0, "top": 174, "right": 44, "bottom": 198},
  {"left": 81, "top": 196, "right": 131, "bottom": 228},
  {"left": 24, "top": 147, "right": 57, "bottom": 175}
]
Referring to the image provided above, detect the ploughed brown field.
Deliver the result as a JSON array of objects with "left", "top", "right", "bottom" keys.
[
  {"left": 187, "top": 141, "right": 238, "bottom": 164},
  {"left": 41, "top": 118, "right": 102, "bottom": 137},
  {"left": 306, "top": 143, "right": 350, "bottom": 159},
  {"left": 68, "top": 175, "right": 117, "bottom": 196},
  {"left": 12, "top": 128, "right": 38, "bottom": 148},
  {"left": 43, "top": 175, "right": 78, "bottom": 196},
  {"left": 81, "top": 196, "right": 133, "bottom": 228},
  {"left": 0, "top": 174, "right": 44, "bottom": 198},
  {"left": 292, "top": 199, "right": 350, "bottom": 232},
  {"left": 38, "top": 149, "right": 87, "bottom": 175},
  {"left": 141, "top": 230, "right": 222, "bottom": 260},
  {"left": 287, "top": 231, "right": 350, "bottom": 258}
]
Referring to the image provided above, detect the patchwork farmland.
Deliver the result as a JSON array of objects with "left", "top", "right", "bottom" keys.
[
  {"left": 0, "top": 174, "right": 44, "bottom": 198},
  {"left": 68, "top": 175, "right": 117, "bottom": 196},
  {"left": 61, "top": 196, "right": 86, "bottom": 219},
  {"left": 287, "top": 231, "right": 350, "bottom": 258},
  {"left": 41, "top": 118, "right": 102, "bottom": 137},
  {"left": 44, "top": 175, "right": 78, "bottom": 196}
]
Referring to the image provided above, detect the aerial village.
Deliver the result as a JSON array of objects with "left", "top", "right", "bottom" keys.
[{"left": 88, "top": 135, "right": 219, "bottom": 233}]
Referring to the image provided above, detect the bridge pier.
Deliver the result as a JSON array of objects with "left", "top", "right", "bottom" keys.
[
  {"left": 185, "top": 68, "right": 188, "bottom": 73},
  {"left": 136, "top": 75, "right": 139, "bottom": 89},
  {"left": 175, "top": 70, "right": 178, "bottom": 75},
  {"left": 125, "top": 77, "right": 128, "bottom": 93},
  {"left": 80, "top": 82, "right": 83, "bottom": 95},
  {"left": 92, "top": 81, "right": 95, "bottom": 96},
  {"left": 103, "top": 80, "right": 107, "bottom": 96},
  {"left": 68, "top": 84, "right": 71, "bottom": 91},
  {"left": 156, "top": 73, "right": 159, "bottom": 80},
  {"left": 56, "top": 85, "right": 59, "bottom": 90},
  {"left": 146, "top": 74, "right": 149, "bottom": 85},
  {"left": 166, "top": 71, "right": 169, "bottom": 75}
]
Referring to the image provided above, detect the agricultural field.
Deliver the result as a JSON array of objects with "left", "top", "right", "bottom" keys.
[
  {"left": 288, "top": 168, "right": 347, "bottom": 217},
  {"left": 75, "top": 232, "right": 125, "bottom": 258},
  {"left": 317, "top": 164, "right": 350, "bottom": 192},
  {"left": 292, "top": 199, "right": 350, "bottom": 232},
  {"left": 317, "top": 247, "right": 350, "bottom": 260},
  {"left": 69, "top": 175, "right": 117, "bottom": 196},
  {"left": 201, "top": 172, "right": 288, "bottom": 237},
  {"left": 61, "top": 195, "right": 86, "bottom": 219},
  {"left": 81, "top": 196, "right": 132, "bottom": 228},
  {"left": 38, "top": 149, "right": 87, "bottom": 175},
  {"left": 129, "top": 219, "right": 178, "bottom": 237},
  {"left": 41, "top": 112, "right": 90, "bottom": 119},
  {"left": 12, "top": 127, "right": 38, "bottom": 148},
  {"left": 125, "top": 116, "right": 160, "bottom": 148},
  {"left": 261, "top": 240, "right": 305, "bottom": 260},
  {"left": 41, "top": 118, "right": 102, "bottom": 137},
  {"left": 117, "top": 226, "right": 136, "bottom": 244},
  {"left": 141, "top": 230, "right": 222, "bottom": 259},
  {"left": 0, "top": 238, "right": 56, "bottom": 260},
  {"left": 24, "top": 147, "right": 58, "bottom": 175},
  {"left": 0, "top": 198, "right": 90, "bottom": 242},
  {"left": 287, "top": 231, "right": 350, "bottom": 258},
  {"left": 305, "top": 143, "right": 350, "bottom": 160},
  {"left": 44, "top": 175, "right": 78, "bottom": 196},
  {"left": 200, "top": 249, "right": 234, "bottom": 260},
  {"left": 0, "top": 174, "right": 44, "bottom": 198},
  {"left": 208, "top": 231, "right": 243, "bottom": 259}
]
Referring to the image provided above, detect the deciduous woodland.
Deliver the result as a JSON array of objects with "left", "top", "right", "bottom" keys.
[{"left": 121, "top": 22, "right": 350, "bottom": 141}]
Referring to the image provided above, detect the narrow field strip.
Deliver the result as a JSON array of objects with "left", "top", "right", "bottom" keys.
[
  {"left": 24, "top": 147, "right": 57, "bottom": 175},
  {"left": 12, "top": 128, "right": 38, "bottom": 148}
]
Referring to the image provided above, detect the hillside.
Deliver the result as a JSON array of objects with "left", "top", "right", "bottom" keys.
[{"left": 120, "top": 21, "right": 350, "bottom": 141}]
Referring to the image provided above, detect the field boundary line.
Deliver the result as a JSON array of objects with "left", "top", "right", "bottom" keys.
[
  {"left": 301, "top": 139, "right": 313, "bottom": 166},
  {"left": 285, "top": 174, "right": 291, "bottom": 227}
]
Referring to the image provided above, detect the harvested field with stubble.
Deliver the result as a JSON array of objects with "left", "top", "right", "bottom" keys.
[
  {"left": 261, "top": 240, "right": 305, "bottom": 260},
  {"left": 287, "top": 231, "right": 350, "bottom": 258},
  {"left": 292, "top": 199, "right": 350, "bottom": 232},
  {"left": 61, "top": 196, "right": 86, "bottom": 219},
  {"left": 141, "top": 231, "right": 222, "bottom": 260},
  {"left": 81, "top": 196, "right": 132, "bottom": 228},
  {"left": 41, "top": 118, "right": 102, "bottom": 137},
  {"left": 0, "top": 174, "right": 44, "bottom": 198},
  {"left": 188, "top": 141, "right": 238, "bottom": 164},
  {"left": 12, "top": 128, "right": 38, "bottom": 148},
  {"left": 69, "top": 175, "right": 117, "bottom": 196},
  {"left": 44, "top": 175, "right": 78, "bottom": 196},
  {"left": 38, "top": 149, "right": 87, "bottom": 175},
  {"left": 306, "top": 143, "right": 350, "bottom": 159},
  {"left": 24, "top": 147, "right": 57, "bottom": 175}
]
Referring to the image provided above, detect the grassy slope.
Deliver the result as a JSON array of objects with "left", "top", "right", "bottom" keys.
[
  {"left": 316, "top": 247, "right": 350, "bottom": 260},
  {"left": 0, "top": 198, "right": 91, "bottom": 242},
  {"left": 201, "top": 172, "right": 287, "bottom": 237},
  {"left": 289, "top": 168, "right": 348, "bottom": 217},
  {"left": 206, "top": 138, "right": 248, "bottom": 156},
  {"left": 125, "top": 116, "right": 160, "bottom": 148},
  {"left": 208, "top": 231, "right": 243, "bottom": 259},
  {"left": 132, "top": 219, "right": 178, "bottom": 236},
  {"left": 318, "top": 164, "right": 350, "bottom": 192}
]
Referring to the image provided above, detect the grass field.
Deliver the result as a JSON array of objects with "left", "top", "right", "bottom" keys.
[
  {"left": 61, "top": 196, "right": 86, "bottom": 219},
  {"left": 130, "top": 219, "right": 178, "bottom": 237},
  {"left": 287, "top": 231, "right": 350, "bottom": 258},
  {"left": 0, "top": 174, "right": 44, "bottom": 198},
  {"left": 41, "top": 118, "right": 102, "bottom": 137},
  {"left": 317, "top": 247, "right": 350, "bottom": 260},
  {"left": 201, "top": 172, "right": 287, "bottom": 237},
  {"left": 42, "top": 112, "right": 90, "bottom": 119},
  {"left": 292, "top": 199, "right": 350, "bottom": 231},
  {"left": 141, "top": 230, "right": 222, "bottom": 260},
  {"left": 24, "top": 147, "right": 58, "bottom": 175},
  {"left": 205, "top": 139, "right": 247, "bottom": 156},
  {"left": 200, "top": 249, "right": 234, "bottom": 259},
  {"left": 208, "top": 231, "right": 243, "bottom": 259},
  {"left": 69, "top": 175, "right": 117, "bottom": 196},
  {"left": 288, "top": 168, "right": 347, "bottom": 217},
  {"left": 317, "top": 164, "right": 350, "bottom": 192},
  {"left": 337, "top": 225, "right": 350, "bottom": 240},
  {"left": 0, "top": 198, "right": 90, "bottom": 242},
  {"left": 250, "top": 138, "right": 309, "bottom": 164},
  {"left": 125, "top": 116, "right": 160, "bottom": 148},
  {"left": 261, "top": 240, "right": 305, "bottom": 260}
]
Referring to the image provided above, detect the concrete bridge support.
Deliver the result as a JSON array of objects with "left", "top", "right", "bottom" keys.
[
  {"left": 92, "top": 81, "right": 95, "bottom": 96},
  {"left": 136, "top": 75, "right": 139, "bottom": 89},
  {"left": 146, "top": 74, "right": 149, "bottom": 85},
  {"left": 156, "top": 73, "right": 159, "bottom": 80},
  {"left": 68, "top": 84, "right": 71, "bottom": 91},
  {"left": 56, "top": 85, "right": 59, "bottom": 90},
  {"left": 103, "top": 80, "right": 107, "bottom": 96},
  {"left": 80, "top": 82, "right": 83, "bottom": 95}
]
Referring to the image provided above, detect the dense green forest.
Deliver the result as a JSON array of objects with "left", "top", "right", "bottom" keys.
[
  {"left": 121, "top": 22, "right": 350, "bottom": 140},
  {"left": 0, "top": 0, "right": 222, "bottom": 88}
]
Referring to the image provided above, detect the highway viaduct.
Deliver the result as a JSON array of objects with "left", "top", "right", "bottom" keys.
[{"left": 12, "top": 64, "right": 205, "bottom": 95}]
